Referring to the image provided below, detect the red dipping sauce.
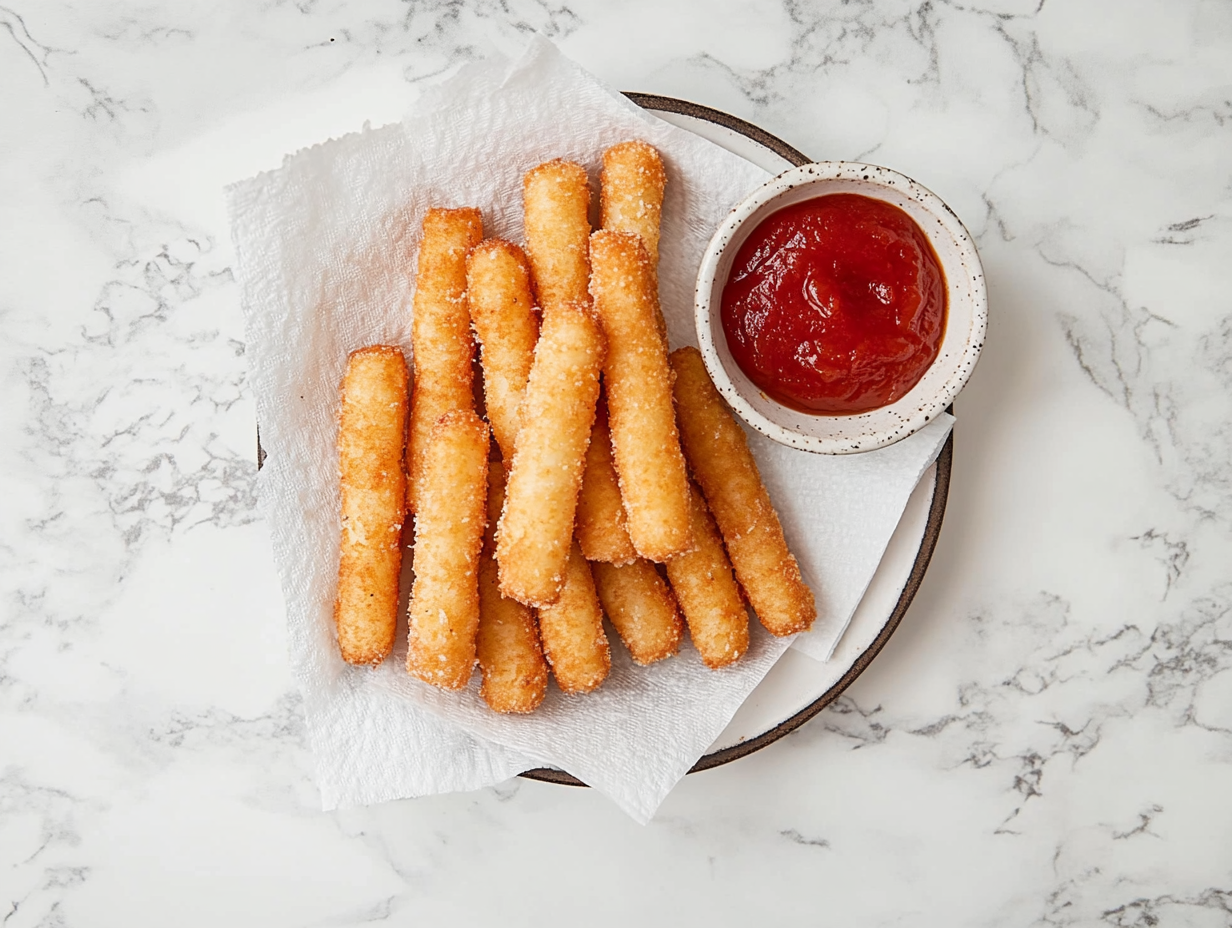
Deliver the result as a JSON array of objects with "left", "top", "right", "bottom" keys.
[{"left": 720, "top": 193, "right": 947, "bottom": 415}]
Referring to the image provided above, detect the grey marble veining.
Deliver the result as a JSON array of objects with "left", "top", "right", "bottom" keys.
[{"left": 2, "top": 0, "right": 1231, "bottom": 924}]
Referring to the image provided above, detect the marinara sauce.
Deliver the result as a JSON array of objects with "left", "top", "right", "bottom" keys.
[{"left": 720, "top": 193, "right": 947, "bottom": 415}]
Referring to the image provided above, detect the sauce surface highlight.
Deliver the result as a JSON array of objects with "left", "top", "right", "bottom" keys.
[{"left": 720, "top": 193, "right": 947, "bottom": 415}]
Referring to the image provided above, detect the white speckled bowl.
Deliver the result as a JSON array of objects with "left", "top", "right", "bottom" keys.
[{"left": 695, "top": 162, "right": 987, "bottom": 454}]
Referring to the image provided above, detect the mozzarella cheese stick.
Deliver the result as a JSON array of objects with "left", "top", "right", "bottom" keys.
[
  {"left": 523, "top": 159, "right": 592, "bottom": 311},
  {"left": 466, "top": 239, "right": 539, "bottom": 460},
  {"left": 575, "top": 401, "right": 637, "bottom": 565},
  {"left": 600, "top": 140, "right": 666, "bottom": 268},
  {"left": 496, "top": 300, "right": 605, "bottom": 606},
  {"left": 669, "top": 347, "right": 816, "bottom": 636},
  {"left": 476, "top": 461, "right": 547, "bottom": 713},
  {"left": 407, "top": 207, "right": 484, "bottom": 513},
  {"left": 536, "top": 542, "right": 611, "bottom": 693},
  {"left": 588, "top": 230, "right": 692, "bottom": 562},
  {"left": 601, "top": 140, "right": 668, "bottom": 342},
  {"left": 334, "top": 346, "right": 409, "bottom": 665},
  {"left": 591, "top": 558, "right": 683, "bottom": 666},
  {"left": 665, "top": 483, "right": 749, "bottom": 668},
  {"left": 407, "top": 410, "right": 490, "bottom": 689}
]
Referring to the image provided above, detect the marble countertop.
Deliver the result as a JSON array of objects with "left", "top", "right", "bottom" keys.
[{"left": 3, "top": 1, "right": 1230, "bottom": 924}]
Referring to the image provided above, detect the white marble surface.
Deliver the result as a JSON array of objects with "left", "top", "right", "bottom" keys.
[{"left": 3, "top": 0, "right": 1230, "bottom": 923}]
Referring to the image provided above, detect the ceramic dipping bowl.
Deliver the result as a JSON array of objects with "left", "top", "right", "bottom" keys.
[{"left": 694, "top": 161, "right": 987, "bottom": 454}]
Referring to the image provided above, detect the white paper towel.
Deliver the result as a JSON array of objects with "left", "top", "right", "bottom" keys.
[{"left": 227, "top": 36, "right": 953, "bottom": 823}]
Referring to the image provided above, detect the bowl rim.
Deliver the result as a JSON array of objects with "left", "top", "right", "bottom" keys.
[{"left": 694, "top": 160, "right": 987, "bottom": 455}]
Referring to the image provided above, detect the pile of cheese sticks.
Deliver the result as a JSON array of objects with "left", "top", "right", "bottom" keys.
[{"left": 333, "top": 141, "right": 816, "bottom": 714}]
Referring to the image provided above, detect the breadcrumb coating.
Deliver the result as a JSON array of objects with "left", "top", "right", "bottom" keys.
[
  {"left": 665, "top": 483, "right": 750, "bottom": 668},
  {"left": 600, "top": 139, "right": 667, "bottom": 341},
  {"left": 406, "top": 410, "right": 490, "bottom": 689},
  {"left": 589, "top": 230, "right": 692, "bottom": 562},
  {"left": 536, "top": 542, "right": 611, "bottom": 693},
  {"left": 523, "top": 159, "right": 592, "bottom": 312},
  {"left": 476, "top": 461, "right": 548, "bottom": 713},
  {"left": 407, "top": 207, "right": 483, "bottom": 513},
  {"left": 496, "top": 300, "right": 605, "bottom": 606},
  {"left": 575, "top": 401, "right": 638, "bottom": 564},
  {"left": 592, "top": 558, "right": 683, "bottom": 666},
  {"left": 334, "top": 346, "right": 409, "bottom": 665},
  {"left": 467, "top": 239, "right": 539, "bottom": 460}
]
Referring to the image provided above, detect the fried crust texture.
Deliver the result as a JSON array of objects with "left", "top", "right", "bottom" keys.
[
  {"left": 669, "top": 347, "right": 816, "bottom": 637},
  {"left": 496, "top": 300, "right": 605, "bottom": 606},
  {"left": 575, "top": 402, "right": 637, "bottom": 564},
  {"left": 589, "top": 230, "right": 692, "bottom": 562},
  {"left": 523, "top": 159, "right": 592, "bottom": 312},
  {"left": 665, "top": 483, "right": 750, "bottom": 668},
  {"left": 476, "top": 461, "right": 548, "bottom": 713},
  {"left": 467, "top": 239, "right": 539, "bottom": 460},
  {"left": 406, "top": 409, "right": 490, "bottom": 688},
  {"left": 335, "top": 346, "right": 409, "bottom": 665},
  {"left": 536, "top": 542, "right": 611, "bottom": 693},
  {"left": 407, "top": 207, "right": 483, "bottom": 513},
  {"left": 591, "top": 558, "right": 683, "bottom": 666}
]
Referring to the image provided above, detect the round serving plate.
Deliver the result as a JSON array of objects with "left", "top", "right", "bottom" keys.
[{"left": 519, "top": 94, "right": 953, "bottom": 785}]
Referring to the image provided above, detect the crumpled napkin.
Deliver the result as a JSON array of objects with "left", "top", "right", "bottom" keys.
[{"left": 227, "top": 36, "right": 953, "bottom": 823}]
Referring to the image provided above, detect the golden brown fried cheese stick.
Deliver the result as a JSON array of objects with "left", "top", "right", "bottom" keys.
[
  {"left": 476, "top": 461, "right": 547, "bottom": 713},
  {"left": 600, "top": 140, "right": 666, "bottom": 268},
  {"left": 496, "top": 300, "right": 605, "bottom": 606},
  {"left": 334, "top": 346, "right": 410, "bottom": 666},
  {"left": 665, "top": 484, "right": 750, "bottom": 668},
  {"left": 522, "top": 159, "right": 592, "bottom": 311},
  {"left": 407, "top": 207, "right": 484, "bottom": 514},
  {"left": 591, "top": 559, "right": 683, "bottom": 666},
  {"left": 575, "top": 402, "right": 637, "bottom": 565},
  {"left": 407, "top": 410, "right": 490, "bottom": 689},
  {"left": 601, "top": 140, "right": 668, "bottom": 342},
  {"left": 466, "top": 239, "right": 539, "bottom": 461},
  {"left": 589, "top": 230, "right": 692, "bottom": 562},
  {"left": 536, "top": 542, "right": 610, "bottom": 693},
  {"left": 669, "top": 347, "right": 816, "bottom": 636}
]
